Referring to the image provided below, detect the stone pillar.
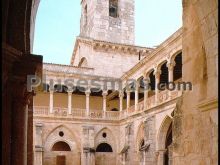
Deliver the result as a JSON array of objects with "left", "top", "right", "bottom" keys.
[
  {"left": 34, "top": 123, "right": 43, "bottom": 165},
  {"left": 154, "top": 69, "right": 161, "bottom": 104},
  {"left": 85, "top": 89, "right": 91, "bottom": 117},
  {"left": 142, "top": 151, "right": 146, "bottom": 165},
  {"left": 49, "top": 89, "right": 54, "bottom": 114},
  {"left": 143, "top": 76, "right": 150, "bottom": 110},
  {"left": 167, "top": 62, "right": 175, "bottom": 99},
  {"left": 119, "top": 91, "right": 124, "bottom": 112},
  {"left": 167, "top": 62, "right": 175, "bottom": 83},
  {"left": 27, "top": 97, "right": 34, "bottom": 165},
  {"left": 156, "top": 149, "right": 166, "bottom": 165},
  {"left": 125, "top": 123, "right": 135, "bottom": 165},
  {"left": 126, "top": 90, "right": 131, "bottom": 111},
  {"left": 135, "top": 82, "right": 139, "bottom": 111},
  {"left": 102, "top": 90, "right": 108, "bottom": 118},
  {"left": 11, "top": 93, "right": 32, "bottom": 165},
  {"left": 82, "top": 126, "right": 95, "bottom": 165},
  {"left": 67, "top": 90, "right": 73, "bottom": 115}
]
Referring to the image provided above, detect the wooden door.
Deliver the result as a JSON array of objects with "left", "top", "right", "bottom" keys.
[{"left": 56, "top": 156, "right": 66, "bottom": 165}]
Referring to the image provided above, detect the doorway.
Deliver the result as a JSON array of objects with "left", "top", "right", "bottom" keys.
[{"left": 56, "top": 155, "right": 66, "bottom": 165}]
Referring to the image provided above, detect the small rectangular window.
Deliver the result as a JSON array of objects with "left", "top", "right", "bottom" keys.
[
  {"left": 109, "top": 0, "right": 118, "bottom": 18},
  {"left": 84, "top": 5, "right": 87, "bottom": 25}
]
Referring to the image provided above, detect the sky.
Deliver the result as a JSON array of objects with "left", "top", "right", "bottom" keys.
[{"left": 33, "top": 0, "right": 182, "bottom": 65}]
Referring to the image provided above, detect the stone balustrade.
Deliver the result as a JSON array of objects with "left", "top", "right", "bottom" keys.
[{"left": 34, "top": 90, "right": 182, "bottom": 121}]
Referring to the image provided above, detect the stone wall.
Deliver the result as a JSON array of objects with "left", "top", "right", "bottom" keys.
[
  {"left": 73, "top": 40, "right": 140, "bottom": 78},
  {"left": 33, "top": 100, "right": 176, "bottom": 165},
  {"left": 172, "top": 0, "right": 218, "bottom": 164},
  {"left": 80, "top": 0, "right": 135, "bottom": 45}
]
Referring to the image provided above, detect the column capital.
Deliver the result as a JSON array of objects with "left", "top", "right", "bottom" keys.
[
  {"left": 49, "top": 88, "right": 54, "bottom": 93},
  {"left": 119, "top": 90, "right": 124, "bottom": 98},
  {"left": 85, "top": 89, "right": 91, "bottom": 96},
  {"left": 126, "top": 89, "right": 131, "bottom": 94},
  {"left": 143, "top": 76, "right": 150, "bottom": 83},
  {"left": 102, "top": 90, "right": 108, "bottom": 96},
  {"left": 167, "top": 61, "right": 176, "bottom": 71},
  {"left": 153, "top": 69, "right": 161, "bottom": 78},
  {"left": 67, "top": 90, "right": 73, "bottom": 94},
  {"left": 143, "top": 73, "right": 150, "bottom": 80},
  {"left": 134, "top": 81, "right": 140, "bottom": 91}
]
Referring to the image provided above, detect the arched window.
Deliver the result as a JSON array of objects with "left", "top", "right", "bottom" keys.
[
  {"left": 96, "top": 143, "right": 113, "bottom": 152},
  {"left": 164, "top": 123, "right": 172, "bottom": 165},
  {"left": 173, "top": 52, "right": 182, "bottom": 81},
  {"left": 149, "top": 70, "right": 155, "bottom": 91},
  {"left": 159, "top": 61, "right": 169, "bottom": 87},
  {"left": 52, "top": 141, "right": 71, "bottom": 151},
  {"left": 109, "top": 0, "right": 118, "bottom": 18},
  {"left": 84, "top": 5, "right": 87, "bottom": 26},
  {"left": 78, "top": 57, "right": 88, "bottom": 67}
]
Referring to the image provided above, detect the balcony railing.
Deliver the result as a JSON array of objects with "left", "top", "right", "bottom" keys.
[{"left": 33, "top": 90, "right": 182, "bottom": 120}]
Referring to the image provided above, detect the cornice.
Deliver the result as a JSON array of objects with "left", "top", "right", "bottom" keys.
[
  {"left": 120, "top": 27, "right": 183, "bottom": 80},
  {"left": 70, "top": 36, "right": 154, "bottom": 65},
  {"left": 197, "top": 98, "right": 218, "bottom": 112},
  {"left": 44, "top": 62, "right": 94, "bottom": 70}
]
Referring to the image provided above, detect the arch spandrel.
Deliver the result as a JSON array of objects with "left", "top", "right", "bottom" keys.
[{"left": 43, "top": 125, "right": 80, "bottom": 152}]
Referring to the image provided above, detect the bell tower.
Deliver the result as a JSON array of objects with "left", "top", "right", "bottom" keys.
[{"left": 80, "top": 0, "right": 135, "bottom": 45}]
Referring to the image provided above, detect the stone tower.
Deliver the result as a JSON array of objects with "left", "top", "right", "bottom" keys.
[{"left": 80, "top": 0, "right": 135, "bottom": 45}]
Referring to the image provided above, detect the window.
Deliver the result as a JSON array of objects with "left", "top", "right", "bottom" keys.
[
  {"left": 59, "top": 131, "right": 64, "bottom": 137},
  {"left": 78, "top": 57, "right": 88, "bottom": 67},
  {"left": 84, "top": 5, "right": 87, "bottom": 26},
  {"left": 102, "top": 132, "right": 107, "bottom": 138},
  {"left": 109, "top": 0, "right": 118, "bottom": 18},
  {"left": 96, "top": 143, "right": 113, "bottom": 152},
  {"left": 52, "top": 141, "right": 71, "bottom": 151}
]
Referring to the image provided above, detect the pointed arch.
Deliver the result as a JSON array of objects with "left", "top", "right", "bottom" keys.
[
  {"left": 44, "top": 125, "right": 80, "bottom": 152},
  {"left": 95, "top": 127, "right": 115, "bottom": 140},
  {"left": 78, "top": 57, "right": 88, "bottom": 67},
  {"left": 157, "top": 60, "right": 168, "bottom": 70},
  {"left": 157, "top": 115, "right": 173, "bottom": 150},
  {"left": 94, "top": 127, "right": 116, "bottom": 152},
  {"left": 170, "top": 49, "right": 182, "bottom": 64},
  {"left": 44, "top": 124, "right": 76, "bottom": 141},
  {"left": 136, "top": 122, "right": 145, "bottom": 151}
]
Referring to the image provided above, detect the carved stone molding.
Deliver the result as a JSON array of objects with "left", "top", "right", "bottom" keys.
[{"left": 197, "top": 98, "right": 218, "bottom": 112}]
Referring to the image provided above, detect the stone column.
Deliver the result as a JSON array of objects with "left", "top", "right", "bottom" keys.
[
  {"left": 167, "top": 62, "right": 175, "bottom": 83},
  {"left": 85, "top": 89, "right": 91, "bottom": 117},
  {"left": 34, "top": 123, "right": 43, "bottom": 165},
  {"left": 154, "top": 69, "right": 161, "bottom": 104},
  {"left": 167, "top": 62, "right": 175, "bottom": 99},
  {"left": 67, "top": 90, "right": 73, "bottom": 115},
  {"left": 49, "top": 89, "right": 54, "bottom": 114},
  {"left": 102, "top": 90, "right": 108, "bottom": 118},
  {"left": 135, "top": 82, "right": 139, "bottom": 111},
  {"left": 119, "top": 91, "right": 124, "bottom": 112},
  {"left": 11, "top": 93, "right": 32, "bottom": 165},
  {"left": 156, "top": 149, "right": 166, "bottom": 165},
  {"left": 143, "top": 76, "right": 150, "bottom": 110},
  {"left": 126, "top": 90, "right": 131, "bottom": 111},
  {"left": 143, "top": 151, "right": 146, "bottom": 165}
]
